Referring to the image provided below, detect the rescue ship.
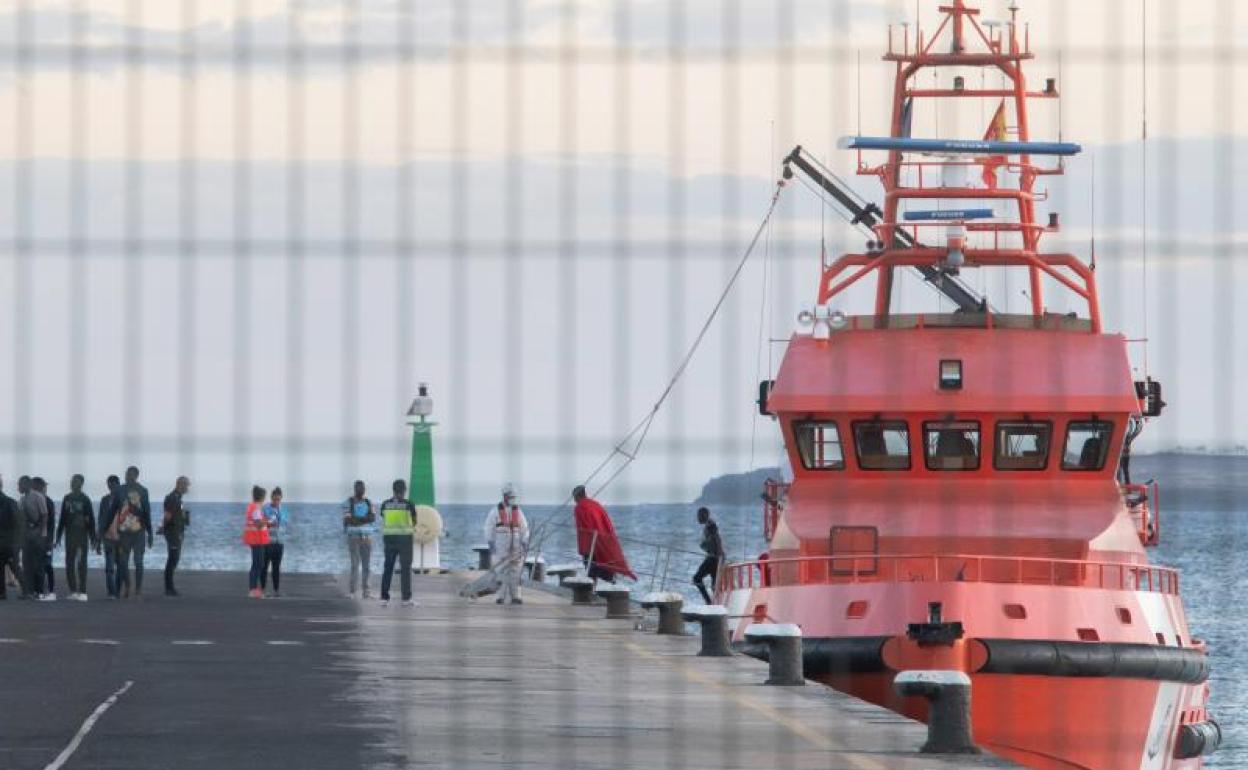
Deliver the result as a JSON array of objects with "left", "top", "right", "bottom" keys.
[{"left": 717, "top": 3, "right": 1220, "bottom": 768}]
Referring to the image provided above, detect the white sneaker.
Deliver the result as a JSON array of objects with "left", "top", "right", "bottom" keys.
[
  {"left": 78, "top": 594, "right": 89, "bottom": 602},
  {"left": 37, "top": 593, "right": 56, "bottom": 602},
  {"left": 346, "top": 591, "right": 357, "bottom": 600},
  {"left": 401, "top": 599, "right": 418, "bottom": 608},
  {"left": 379, "top": 600, "right": 390, "bottom": 607}
]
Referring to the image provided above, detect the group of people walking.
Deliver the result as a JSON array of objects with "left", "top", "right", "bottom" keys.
[{"left": 0, "top": 467, "right": 190, "bottom": 601}]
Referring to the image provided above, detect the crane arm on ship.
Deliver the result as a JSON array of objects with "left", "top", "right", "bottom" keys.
[{"left": 782, "top": 145, "right": 987, "bottom": 314}]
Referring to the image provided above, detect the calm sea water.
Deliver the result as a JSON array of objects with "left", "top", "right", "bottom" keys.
[{"left": 66, "top": 491, "right": 1243, "bottom": 766}]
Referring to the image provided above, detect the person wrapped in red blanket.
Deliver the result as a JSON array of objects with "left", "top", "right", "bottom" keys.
[{"left": 572, "top": 486, "right": 636, "bottom": 583}]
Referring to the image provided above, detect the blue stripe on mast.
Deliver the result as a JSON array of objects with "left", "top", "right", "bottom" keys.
[
  {"left": 903, "top": 209, "right": 995, "bottom": 221},
  {"left": 838, "top": 136, "right": 1082, "bottom": 156}
]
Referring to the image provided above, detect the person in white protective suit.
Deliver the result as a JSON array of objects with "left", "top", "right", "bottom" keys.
[{"left": 484, "top": 484, "right": 529, "bottom": 605}]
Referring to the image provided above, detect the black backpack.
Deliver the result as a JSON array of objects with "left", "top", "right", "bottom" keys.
[{"left": 0, "top": 496, "right": 16, "bottom": 533}]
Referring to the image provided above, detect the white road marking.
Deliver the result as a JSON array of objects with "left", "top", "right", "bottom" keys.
[
  {"left": 266, "top": 640, "right": 305, "bottom": 646},
  {"left": 171, "top": 640, "right": 215, "bottom": 646},
  {"left": 79, "top": 639, "right": 120, "bottom": 646},
  {"left": 43, "top": 680, "right": 134, "bottom": 770},
  {"left": 0, "top": 638, "right": 24, "bottom": 643}
]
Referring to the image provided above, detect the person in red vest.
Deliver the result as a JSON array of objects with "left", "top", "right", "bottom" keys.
[{"left": 571, "top": 486, "right": 635, "bottom": 583}]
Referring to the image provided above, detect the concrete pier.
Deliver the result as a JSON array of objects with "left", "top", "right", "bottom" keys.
[{"left": 0, "top": 570, "right": 1021, "bottom": 769}]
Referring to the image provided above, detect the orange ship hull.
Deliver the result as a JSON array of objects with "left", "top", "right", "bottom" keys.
[{"left": 720, "top": 576, "right": 1214, "bottom": 770}]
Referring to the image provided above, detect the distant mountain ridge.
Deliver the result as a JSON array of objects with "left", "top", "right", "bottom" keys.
[{"left": 694, "top": 467, "right": 782, "bottom": 506}]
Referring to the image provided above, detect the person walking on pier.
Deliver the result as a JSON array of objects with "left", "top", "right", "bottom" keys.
[
  {"left": 112, "top": 488, "right": 150, "bottom": 599},
  {"left": 484, "top": 484, "right": 528, "bottom": 605},
  {"left": 261, "top": 486, "right": 287, "bottom": 597},
  {"left": 55, "top": 474, "right": 97, "bottom": 601},
  {"left": 244, "top": 485, "right": 271, "bottom": 599},
  {"left": 20, "top": 476, "right": 53, "bottom": 600},
  {"left": 97, "top": 475, "right": 122, "bottom": 599},
  {"left": 572, "top": 486, "right": 635, "bottom": 583},
  {"left": 0, "top": 474, "right": 26, "bottom": 600},
  {"left": 692, "top": 506, "right": 724, "bottom": 604},
  {"left": 342, "top": 481, "right": 375, "bottom": 599},
  {"left": 379, "top": 479, "right": 417, "bottom": 607},
  {"left": 33, "top": 478, "right": 56, "bottom": 596},
  {"left": 161, "top": 476, "right": 191, "bottom": 597}
]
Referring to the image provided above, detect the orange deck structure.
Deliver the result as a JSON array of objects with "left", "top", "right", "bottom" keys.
[{"left": 717, "top": 3, "right": 1218, "bottom": 769}]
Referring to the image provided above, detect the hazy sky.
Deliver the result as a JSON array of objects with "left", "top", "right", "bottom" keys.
[{"left": 0, "top": 0, "right": 1244, "bottom": 503}]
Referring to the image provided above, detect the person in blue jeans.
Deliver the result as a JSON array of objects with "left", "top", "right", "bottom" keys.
[
  {"left": 96, "top": 475, "right": 122, "bottom": 599},
  {"left": 261, "top": 487, "right": 288, "bottom": 597}
]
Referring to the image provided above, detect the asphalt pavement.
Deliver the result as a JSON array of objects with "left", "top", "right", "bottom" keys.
[{"left": 0, "top": 569, "right": 394, "bottom": 770}]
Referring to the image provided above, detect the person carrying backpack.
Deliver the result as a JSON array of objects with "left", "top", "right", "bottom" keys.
[
  {"left": 341, "top": 480, "right": 375, "bottom": 599},
  {"left": 111, "top": 488, "right": 149, "bottom": 599}
]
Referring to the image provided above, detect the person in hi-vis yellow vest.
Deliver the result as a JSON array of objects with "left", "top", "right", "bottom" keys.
[{"left": 379, "top": 479, "right": 418, "bottom": 607}]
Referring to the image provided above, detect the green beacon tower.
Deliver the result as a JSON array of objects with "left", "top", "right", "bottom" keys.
[
  {"left": 407, "top": 383, "right": 443, "bottom": 571},
  {"left": 407, "top": 383, "right": 436, "bottom": 506}
]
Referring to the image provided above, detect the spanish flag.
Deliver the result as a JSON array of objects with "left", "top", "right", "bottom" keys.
[{"left": 981, "top": 100, "right": 1008, "bottom": 188}]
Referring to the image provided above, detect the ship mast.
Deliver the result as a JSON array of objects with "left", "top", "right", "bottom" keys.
[{"left": 818, "top": 0, "right": 1102, "bottom": 331}]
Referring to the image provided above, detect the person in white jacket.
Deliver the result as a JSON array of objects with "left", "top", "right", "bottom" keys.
[{"left": 483, "top": 484, "right": 528, "bottom": 605}]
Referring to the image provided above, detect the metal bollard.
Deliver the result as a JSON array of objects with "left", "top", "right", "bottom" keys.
[
  {"left": 641, "top": 592, "right": 685, "bottom": 635},
  {"left": 744, "top": 623, "right": 804, "bottom": 686},
  {"left": 681, "top": 605, "right": 731, "bottom": 657},
  {"left": 893, "top": 670, "right": 979, "bottom": 754},
  {"left": 545, "top": 563, "right": 580, "bottom": 586},
  {"left": 596, "top": 585, "right": 632, "bottom": 619},
  {"left": 525, "top": 556, "right": 547, "bottom": 582},
  {"left": 472, "top": 545, "right": 492, "bottom": 571},
  {"left": 566, "top": 577, "right": 595, "bottom": 605}
]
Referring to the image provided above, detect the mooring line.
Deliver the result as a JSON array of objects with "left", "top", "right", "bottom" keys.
[{"left": 43, "top": 680, "right": 134, "bottom": 770}]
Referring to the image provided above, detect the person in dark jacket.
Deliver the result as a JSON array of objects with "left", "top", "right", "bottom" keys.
[
  {"left": 0, "top": 474, "right": 26, "bottom": 600},
  {"left": 97, "top": 475, "right": 122, "bottom": 599},
  {"left": 692, "top": 506, "right": 725, "bottom": 604},
  {"left": 55, "top": 474, "right": 97, "bottom": 601},
  {"left": 20, "top": 476, "right": 53, "bottom": 600},
  {"left": 33, "top": 478, "right": 56, "bottom": 595},
  {"left": 113, "top": 487, "right": 150, "bottom": 599},
  {"left": 160, "top": 476, "right": 191, "bottom": 597}
]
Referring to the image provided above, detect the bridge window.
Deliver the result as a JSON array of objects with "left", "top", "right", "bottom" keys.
[
  {"left": 853, "top": 421, "right": 911, "bottom": 470},
  {"left": 995, "top": 421, "right": 1051, "bottom": 471},
  {"left": 924, "top": 421, "right": 981, "bottom": 471},
  {"left": 795, "top": 421, "right": 845, "bottom": 470},
  {"left": 1062, "top": 421, "right": 1113, "bottom": 471}
]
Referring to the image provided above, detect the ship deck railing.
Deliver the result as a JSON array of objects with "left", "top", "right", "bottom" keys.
[
  {"left": 718, "top": 553, "right": 1180, "bottom": 596},
  {"left": 822, "top": 312, "right": 1093, "bottom": 333}
]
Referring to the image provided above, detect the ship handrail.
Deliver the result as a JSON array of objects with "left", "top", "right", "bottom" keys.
[{"left": 718, "top": 552, "right": 1180, "bottom": 596}]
